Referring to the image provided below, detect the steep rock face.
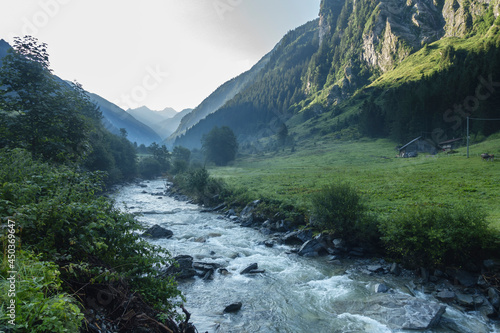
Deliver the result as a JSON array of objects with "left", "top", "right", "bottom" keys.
[
  {"left": 318, "top": 0, "right": 345, "bottom": 45},
  {"left": 361, "top": 0, "right": 445, "bottom": 72},
  {"left": 328, "top": 0, "right": 498, "bottom": 73},
  {"left": 443, "top": 0, "right": 473, "bottom": 37},
  {"left": 442, "top": 0, "right": 499, "bottom": 37}
]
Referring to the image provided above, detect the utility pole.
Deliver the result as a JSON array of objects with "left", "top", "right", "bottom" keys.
[{"left": 466, "top": 116, "right": 470, "bottom": 158}]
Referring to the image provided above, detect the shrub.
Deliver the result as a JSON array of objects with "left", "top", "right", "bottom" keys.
[
  {"left": 171, "top": 159, "right": 188, "bottom": 175},
  {"left": 379, "top": 203, "right": 492, "bottom": 268},
  {"left": 0, "top": 250, "right": 84, "bottom": 332},
  {"left": 187, "top": 167, "right": 209, "bottom": 193},
  {"left": 139, "top": 157, "right": 162, "bottom": 179},
  {"left": 0, "top": 149, "right": 183, "bottom": 316},
  {"left": 310, "top": 182, "right": 377, "bottom": 243}
]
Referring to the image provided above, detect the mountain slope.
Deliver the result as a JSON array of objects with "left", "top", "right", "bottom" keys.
[
  {"left": 1, "top": 39, "right": 161, "bottom": 146},
  {"left": 174, "top": 19, "right": 320, "bottom": 149},
  {"left": 126, "top": 106, "right": 176, "bottom": 126},
  {"left": 168, "top": 45, "right": 276, "bottom": 145},
  {"left": 89, "top": 93, "right": 162, "bottom": 145},
  {"left": 126, "top": 106, "right": 192, "bottom": 140},
  {"left": 175, "top": 0, "right": 500, "bottom": 150},
  {"left": 153, "top": 108, "right": 192, "bottom": 140}
]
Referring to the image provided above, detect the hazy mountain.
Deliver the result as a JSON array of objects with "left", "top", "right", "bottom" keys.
[
  {"left": 126, "top": 106, "right": 177, "bottom": 126},
  {"left": 154, "top": 108, "right": 192, "bottom": 141},
  {"left": 167, "top": 47, "right": 274, "bottom": 145},
  {"left": 125, "top": 106, "right": 192, "bottom": 140},
  {"left": 1, "top": 39, "right": 161, "bottom": 146},
  {"left": 175, "top": 0, "right": 500, "bottom": 149},
  {"left": 89, "top": 93, "right": 162, "bottom": 145},
  {"left": 173, "top": 19, "right": 319, "bottom": 149}
]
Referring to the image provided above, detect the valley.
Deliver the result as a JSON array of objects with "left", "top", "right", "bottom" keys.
[{"left": 211, "top": 136, "right": 500, "bottom": 228}]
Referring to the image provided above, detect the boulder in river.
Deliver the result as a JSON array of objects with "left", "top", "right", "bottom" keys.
[
  {"left": 163, "top": 255, "right": 196, "bottom": 280},
  {"left": 373, "top": 283, "right": 389, "bottom": 293},
  {"left": 298, "top": 238, "right": 327, "bottom": 257},
  {"left": 224, "top": 302, "right": 242, "bottom": 313},
  {"left": 281, "top": 229, "right": 313, "bottom": 245},
  {"left": 240, "top": 263, "right": 265, "bottom": 274},
  {"left": 142, "top": 224, "right": 173, "bottom": 239}
]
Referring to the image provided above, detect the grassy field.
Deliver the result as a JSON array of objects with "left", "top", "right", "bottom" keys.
[{"left": 209, "top": 136, "right": 500, "bottom": 228}]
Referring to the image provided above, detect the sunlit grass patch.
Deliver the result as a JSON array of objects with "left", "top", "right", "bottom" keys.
[{"left": 210, "top": 137, "right": 500, "bottom": 229}]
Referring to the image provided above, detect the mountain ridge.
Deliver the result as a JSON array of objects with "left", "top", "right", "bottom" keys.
[
  {"left": 0, "top": 39, "right": 163, "bottom": 146},
  {"left": 88, "top": 93, "right": 162, "bottom": 145},
  {"left": 174, "top": 0, "right": 500, "bottom": 150},
  {"left": 126, "top": 105, "right": 193, "bottom": 140},
  {"left": 167, "top": 44, "right": 277, "bottom": 146}
]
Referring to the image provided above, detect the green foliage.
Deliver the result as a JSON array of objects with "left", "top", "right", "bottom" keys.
[
  {"left": 0, "top": 36, "right": 138, "bottom": 182},
  {"left": 471, "top": 8, "right": 496, "bottom": 35},
  {"left": 202, "top": 126, "right": 238, "bottom": 166},
  {"left": 171, "top": 166, "right": 228, "bottom": 207},
  {"left": 170, "top": 146, "right": 192, "bottom": 174},
  {"left": 171, "top": 159, "right": 189, "bottom": 175},
  {"left": 0, "top": 37, "right": 95, "bottom": 163},
  {"left": 0, "top": 148, "right": 182, "bottom": 315},
  {"left": 310, "top": 182, "right": 377, "bottom": 243},
  {"left": 187, "top": 167, "right": 209, "bottom": 193},
  {"left": 0, "top": 250, "right": 83, "bottom": 332},
  {"left": 358, "top": 99, "right": 386, "bottom": 138},
  {"left": 148, "top": 142, "right": 171, "bottom": 171},
  {"left": 84, "top": 128, "right": 138, "bottom": 183},
  {"left": 139, "top": 156, "right": 162, "bottom": 179},
  {"left": 277, "top": 123, "right": 289, "bottom": 147},
  {"left": 379, "top": 203, "right": 492, "bottom": 268},
  {"left": 137, "top": 143, "right": 172, "bottom": 179}
]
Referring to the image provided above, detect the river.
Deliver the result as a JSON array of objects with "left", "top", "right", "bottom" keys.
[{"left": 113, "top": 179, "right": 499, "bottom": 333}]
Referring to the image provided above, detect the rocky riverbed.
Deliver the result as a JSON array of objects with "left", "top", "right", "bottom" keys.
[{"left": 113, "top": 179, "right": 500, "bottom": 333}]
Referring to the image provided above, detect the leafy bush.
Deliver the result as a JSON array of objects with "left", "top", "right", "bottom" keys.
[
  {"left": 171, "top": 159, "right": 189, "bottom": 175},
  {"left": 379, "top": 203, "right": 492, "bottom": 268},
  {"left": 170, "top": 167, "right": 229, "bottom": 207},
  {"left": 310, "top": 182, "right": 377, "bottom": 243},
  {"left": 0, "top": 250, "right": 83, "bottom": 332},
  {"left": 139, "top": 156, "right": 162, "bottom": 179},
  {"left": 187, "top": 167, "right": 209, "bottom": 193},
  {"left": 0, "top": 149, "right": 182, "bottom": 314}
]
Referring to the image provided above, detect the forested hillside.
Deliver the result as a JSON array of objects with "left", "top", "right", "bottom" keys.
[
  {"left": 175, "top": 0, "right": 500, "bottom": 149},
  {"left": 170, "top": 46, "right": 276, "bottom": 147},
  {"left": 174, "top": 19, "right": 320, "bottom": 148}
]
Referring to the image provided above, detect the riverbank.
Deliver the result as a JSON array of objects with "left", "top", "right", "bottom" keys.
[{"left": 160, "top": 176, "right": 500, "bottom": 331}]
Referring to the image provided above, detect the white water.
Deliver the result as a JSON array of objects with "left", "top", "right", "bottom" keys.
[{"left": 113, "top": 179, "right": 499, "bottom": 333}]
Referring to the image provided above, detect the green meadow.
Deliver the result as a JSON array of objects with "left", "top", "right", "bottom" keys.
[{"left": 210, "top": 136, "right": 500, "bottom": 228}]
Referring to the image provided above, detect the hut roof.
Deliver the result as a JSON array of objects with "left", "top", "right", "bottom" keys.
[{"left": 398, "top": 136, "right": 422, "bottom": 151}]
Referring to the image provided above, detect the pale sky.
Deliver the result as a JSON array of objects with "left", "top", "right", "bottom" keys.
[{"left": 0, "top": 0, "right": 320, "bottom": 111}]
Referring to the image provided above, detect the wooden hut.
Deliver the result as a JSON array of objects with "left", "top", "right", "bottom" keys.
[{"left": 398, "top": 136, "right": 438, "bottom": 157}]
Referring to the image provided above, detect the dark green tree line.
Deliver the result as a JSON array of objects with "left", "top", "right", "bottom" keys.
[{"left": 202, "top": 126, "right": 238, "bottom": 166}]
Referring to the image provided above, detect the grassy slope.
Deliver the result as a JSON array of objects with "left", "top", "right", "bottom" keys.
[
  {"left": 210, "top": 136, "right": 500, "bottom": 228},
  {"left": 290, "top": 30, "right": 499, "bottom": 143}
]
